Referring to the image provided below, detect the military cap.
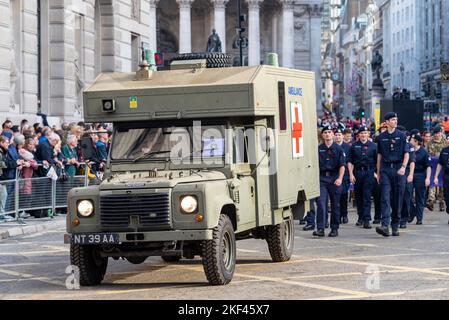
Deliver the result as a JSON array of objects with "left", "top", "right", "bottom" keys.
[
  {"left": 358, "top": 126, "right": 369, "bottom": 133},
  {"left": 409, "top": 129, "right": 420, "bottom": 136},
  {"left": 321, "top": 125, "right": 333, "bottom": 134},
  {"left": 411, "top": 134, "right": 423, "bottom": 143},
  {"left": 384, "top": 112, "right": 398, "bottom": 121},
  {"left": 334, "top": 127, "right": 344, "bottom": 134}
]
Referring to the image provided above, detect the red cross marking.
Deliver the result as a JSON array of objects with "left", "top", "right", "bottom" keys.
[{"left": 292, "top": 105, "right": 303, "bottom": 154}]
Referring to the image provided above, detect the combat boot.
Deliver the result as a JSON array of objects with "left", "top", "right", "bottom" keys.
[
  {"left": 313, "top": 229, "right": 325, "bottom": 237},
  {"left": 373, "top": 219, "right": 381, "bottom": 225},
  {"left": 439, "top": 201, "right": 446, "bottom": 212},
  {"left": 392, "top": 229, "right": 400, "bottom": 236},
  {"left": 426, "top": 201, "right": 434, "bottom": 211},
  {"left": 375, "top": 226, "right": 390, "bottom": 237},
  {"left": 328, "top": 229, "right": 339, "bottom": 237},
  {"left": 303, "top": 225, "right": 315, "bottom": 231},
  {"left": 363, "top": 220, "right": 372, "bottom": 229}
]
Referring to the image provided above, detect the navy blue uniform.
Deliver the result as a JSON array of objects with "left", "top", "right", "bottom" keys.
[
  {"left": 337, "top": 142, "right": 351, "bottom": 220},
  {"left": 317, "top": 142, "right": 346, "bottom": 230},
  {"left": 348, "top": 140, "right": 377, "bottom": 222},
  {"left": 437, "top": 147, "right": 449, "bottom": 217},
  {"left": 400, "top": 143, "right": 416, "bottom": 225},
  {"left": 377, "top": 130, "right": 410, "bottom": 229},
  {"left": 409, "top": 147, "right": 430, "bottom": 222}
]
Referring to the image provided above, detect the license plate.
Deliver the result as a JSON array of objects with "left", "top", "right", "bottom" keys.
[{"left": 71, "top": 233, "right": 120, "bottom": 245}]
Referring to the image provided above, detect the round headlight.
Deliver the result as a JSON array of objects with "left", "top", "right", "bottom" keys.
[
  {"left": 180, "top": 196, "right": 198, "bottom": 214},
  {"left": 78, "top": 200, "right": 94, "bottom": 217}
]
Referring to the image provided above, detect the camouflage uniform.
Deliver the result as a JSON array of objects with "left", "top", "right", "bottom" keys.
[{"left": 427, "top": 137, "right": 449, "bottom": 209}]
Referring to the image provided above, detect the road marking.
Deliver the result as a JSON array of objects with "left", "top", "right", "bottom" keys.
[
  {"left": 311, "top": 287, "right": 449, "bottom": 300},
  {"left": 319, "top": 258, "right": 449, "bottom": 277},
  {"left": 0, "top": 267, "right": 65, "bottom": 287},
  {"left": 0, "top": 249, "right": 68, "bottom": 256},
  {"left": 95, "top": 263, "right": 367, "bottom": 297},
  {"left": 237, "top": 249, "right": 259, "bottom": 253},
  {"left": 175, "top": 265, "right": 368, "bottom": 296},
  {"left": 287, "top": 269, "right": 412, "bottom": 280},
  {"left": 0, "top": 262, "right": 42, "bottom": 268}
]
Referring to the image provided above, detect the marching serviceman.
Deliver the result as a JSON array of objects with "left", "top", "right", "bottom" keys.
[
  {"left": 376, "top": 113, "right": 410, "bottom": 237},
  {"left": 314, "top": 126, "right": 346, "bottom": 238},
  {"left": 399, "top": 126, "right": 416, "bottom": 229},
  {"left": 433, "top": 142, "right": 449, "bottom": 225},
  {"left": 334, "top": 128, "right": 351, "bottom": 224},
  {"left": 347, "top": 126, "right": 377, "bottom": 229},
  {"left": 408, "top": 134, "right": 431, "bottom": 225}
]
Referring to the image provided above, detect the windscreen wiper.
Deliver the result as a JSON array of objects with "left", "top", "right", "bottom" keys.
[{"left": 132, "top": 150, "right": 172, "bottom": 163}]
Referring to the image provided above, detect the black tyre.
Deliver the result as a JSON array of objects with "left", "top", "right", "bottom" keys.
[
  {"left": 171, "top": 52, "right": 233, "bottom": 68},
  {"left": 266, "top": 216, "right": 294, "bottom": 262},
  {"left": 126, "top": 256, "right": 147, "bottom": 264},
  {"left": 70, "top": 244, "right": 108, "bottom": 286},
  {"left": 201, "top": 214, "right": 236, "bottom": 285},
  {"left": 161, "top": 255, "right": 182, "bottom": 263}
]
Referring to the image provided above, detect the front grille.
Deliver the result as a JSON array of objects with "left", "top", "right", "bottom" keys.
[{"left": 100, "top": 192, "right": 171, "bottom": 231}]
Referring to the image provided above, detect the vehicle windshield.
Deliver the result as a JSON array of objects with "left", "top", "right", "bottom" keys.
[{"left": 111, "top": 123, "right": 226, "bottom": 163}]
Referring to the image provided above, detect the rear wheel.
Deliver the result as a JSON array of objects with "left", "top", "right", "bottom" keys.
[
  {"left": 266, "top": 216, "right": 294, "bottom": 262},
  {"left": 70, "top": 244, "right": 108, "bottom": 286},
  {"left": 201, "top": 214, "right": 236, "bottom": 285}
]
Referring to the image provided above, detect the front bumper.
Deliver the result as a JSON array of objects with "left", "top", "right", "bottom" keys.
[{"left": 64, "top": 229, "right": 214, "bottom": 244}]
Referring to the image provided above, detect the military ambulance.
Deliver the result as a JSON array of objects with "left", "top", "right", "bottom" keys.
[{"left": 65, "top": 53, "right": 319, "bottom": 286}]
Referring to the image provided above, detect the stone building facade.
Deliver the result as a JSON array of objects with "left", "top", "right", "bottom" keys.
[{"left": 0, "top": 0, "right": 322, "bottom": 124}]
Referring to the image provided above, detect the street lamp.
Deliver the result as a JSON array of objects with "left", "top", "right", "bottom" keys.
[
  {"left": 236, "top": 0, "right": 246, "bottom": 66},
  {"left": 400, "top": 62, "right": 405, "bottom": 89}
]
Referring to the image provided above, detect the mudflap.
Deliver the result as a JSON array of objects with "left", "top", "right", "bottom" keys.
[{"left": 292, "top": 201, "right": 307, "bottom": 221}]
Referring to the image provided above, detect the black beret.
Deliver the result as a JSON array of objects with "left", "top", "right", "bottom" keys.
[
  {"left": 358, "top": 126, "right": 369, "bottom": 133},
  {"left": 321, "top": 125, "right": 333, "bottom": 134},
  {"left": 11, "top": 125, "right": 20, "bottom": 133},
  {"left": 410, "top": 129, "right": 420, "bottom": 136},
  {"left": 384, "top": 112, "right": 398, "bottom": 121},
  {"left": 433, "top": 126, "right": 443, "bottom": 134},
  {"left": 411, "top": 134, "right": 423, "bottom": 143}
]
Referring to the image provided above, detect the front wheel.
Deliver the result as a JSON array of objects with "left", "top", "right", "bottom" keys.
[
  {"left": 201, "top": 214, "right": 236, "bottom": 285},
  {"left": 266, "top": 216, "right": 294, "bottom": 262},
  {"left": 70, "top": 244, "right": 108, "bottom": 286}
]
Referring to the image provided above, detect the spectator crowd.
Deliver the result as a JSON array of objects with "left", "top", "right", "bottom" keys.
[{"left": 0, "top": 114, "right": 111, "bottom": 223}]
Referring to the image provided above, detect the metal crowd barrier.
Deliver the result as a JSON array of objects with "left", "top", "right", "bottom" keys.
[{"left": 0, "top": 164, "right": 102, "bottom": 222}]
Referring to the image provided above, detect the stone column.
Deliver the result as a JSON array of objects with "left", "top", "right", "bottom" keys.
[
  {"left": 0, "top": 0, "right": 12, "bottom": 113},
  {"left": 149, "top": 0, "right": 160, "bottom": 52},
  {"left": 280, "top": 0, "right": 294, "bottom": 68},
  {"left": 246, "top": 0, "right": 263, "bottom": 66},
  {"left": 309, "top": 4, "right": 322, "bottom": 108},
  {"left": 211, "top": 0, "right": 228, "bottom": 52},
  {"left": 177, "top": 0, "right": 194, "bottom": 54}
]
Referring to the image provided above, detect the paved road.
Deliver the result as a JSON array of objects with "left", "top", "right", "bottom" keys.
[{"left": 1, "top": 208, "right": 449, "bottom": 300}]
